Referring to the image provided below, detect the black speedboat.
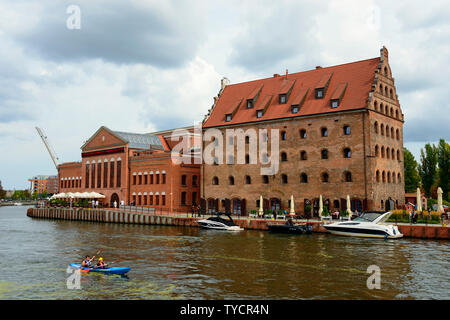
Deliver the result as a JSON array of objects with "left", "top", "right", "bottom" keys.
[
  {"left": 197, "top": 212, "right": 244, "bottom": 231},
  {"left": 267, "top": 220, "right": 312, "bottom": 234}
]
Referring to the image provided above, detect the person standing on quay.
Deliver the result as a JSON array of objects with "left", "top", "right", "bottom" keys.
[{"left": 113, "top": 200, "right": 117, "bottom": 209}]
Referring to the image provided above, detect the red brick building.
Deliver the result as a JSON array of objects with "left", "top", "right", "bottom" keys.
[
  {"left": 201, "top": 47, "right": 404, "bottom": 216},
  {"left": 28, "top": 175, "right": 58, "bottom": 195},
  {"left": 58, "top": 126, "right": 200, "bottom": 211}
]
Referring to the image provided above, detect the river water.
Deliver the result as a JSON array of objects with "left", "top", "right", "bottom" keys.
[{"left": 0, "top": 206, "right": 448, "bottom": 300}]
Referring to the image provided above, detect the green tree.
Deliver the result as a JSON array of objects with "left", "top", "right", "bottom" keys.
[
  {"left": 41, "top": 190, "right": 48, "bottom": 199},
  {"left": 403, "top": 148, "right": 420, "bottom": 193},
  {"left": 436, "top": 139, "right": 450, "bottom": 201},
  {"left": 0, "top": 180, "right": 6, "bottom": 199},
  {"left": 419, "top": 143, "right": 437, "bottom": 197},
  {"left": 32, "top": 192, "right": 38, "bottom": 200}
]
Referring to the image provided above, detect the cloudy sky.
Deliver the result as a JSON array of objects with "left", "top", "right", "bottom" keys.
[{"left": 0, "top": 0, "right": 449, "bottom": 189}]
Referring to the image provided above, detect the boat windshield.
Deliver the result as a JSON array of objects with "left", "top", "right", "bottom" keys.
[{"left": 353, "top": 212, "right": 383, "bottom": 222}]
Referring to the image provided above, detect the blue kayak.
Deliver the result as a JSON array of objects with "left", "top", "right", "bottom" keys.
[{"left": 69, "top": 263, "right": 130, "bottom": 275}]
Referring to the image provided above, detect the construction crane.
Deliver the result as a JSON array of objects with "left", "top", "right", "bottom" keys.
[{"left": 35, "top": 127, "right": 60, "bottom": 169}]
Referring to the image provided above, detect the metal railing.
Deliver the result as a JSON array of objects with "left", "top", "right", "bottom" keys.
[{"left": 119, "top": 205, "right": 156, "bottom": 214}]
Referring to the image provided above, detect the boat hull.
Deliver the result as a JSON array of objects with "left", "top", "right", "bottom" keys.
[
  {"left": 267, "top": 224, "right": 312, "bottom": 234},
  {"left": 69, "top": 264, "right": 130, "bottom": 275},
  {"left": 197, "top": 219, "right": 243, "bottom": 231},
  {"left": 324, "top": 226, "right": 403, "bottom": 239}
]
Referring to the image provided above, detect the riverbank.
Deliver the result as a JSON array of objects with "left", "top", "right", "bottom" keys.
[
  {"left": 1, "top": 201, "right": 37, "bottom": 207},
  {"left": 27, "top": 207, "right": 450, "bottom": 240}
]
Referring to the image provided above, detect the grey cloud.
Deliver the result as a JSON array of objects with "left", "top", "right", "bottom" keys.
[{"left": 15, "top": 1, "right": 206, "bottom": 68}]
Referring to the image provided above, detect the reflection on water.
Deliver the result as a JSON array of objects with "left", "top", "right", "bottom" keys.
[{"left": 0, "top": 206, "right": 448, "bottom": 300}]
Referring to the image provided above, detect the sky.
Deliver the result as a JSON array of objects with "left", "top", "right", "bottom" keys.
[{"left": 0, "top": 0, "right": 449, "bottom": 189}]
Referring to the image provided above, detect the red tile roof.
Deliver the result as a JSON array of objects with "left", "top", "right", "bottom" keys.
[{"left": 203, "top": 57, "right": 380, "bottom": 128}]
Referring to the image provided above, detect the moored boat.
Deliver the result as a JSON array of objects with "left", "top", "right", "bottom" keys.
[
  {"left": 197, "top": 212, "right": 244, "bottom": 231},
  {"left": 267, "top": 220, "right": 312, "bottom": 234}
]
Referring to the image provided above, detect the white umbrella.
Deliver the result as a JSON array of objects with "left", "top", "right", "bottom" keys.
[
  {"left": 318, "top": 195, "right": 323, "bottom": 220},
  {"left": 80, "top": 192, "right": 91, "bottom": 198},
  {"left": 437, "top": 187, "right": 444, "bottom": 214},
  {"left": 66, "top": 192, "right": 75, "bottom": 198},
  {"left": 258, "top": 195, "right": 264, "bottom": 217},
  {"left": 50, "top": 194, "right": 58, "bottom": 200},
  {"left": 346, "top": 195, "right": 352, "bottom": 220},
  {"left": 416, "top": 188, "right": 422, "bottom": 213},
  {"left": 289, "top": 195, "right": 295, "bottom": 215},
  {"left": 73, "top": 192, "right": 82, "bottom": 198}
]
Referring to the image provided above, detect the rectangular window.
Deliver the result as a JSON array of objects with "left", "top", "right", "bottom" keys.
[
  {"left": 110, "top": 161, "right": 115, "bottom": 188},
  {"left": 225, "top": 114, "right": 232, "bottom": 122},
  {"left": 279, "top": 94, "right": 287, "bottom": 104},
  {"left": 150, "top": 174, "right": 154, "bottom": 184},
  {"left": 292, "top": 105, "right": 299, "bottom": 113},
  {"left": 247, "top": 99, "right": 253, "bottom": 108},
  {"left": 156, "top": 195, "right": 159, "bottom": 205},
  {"left": 143, "top": 195, "right": 147, "bottom": 205},
  {"left": 116, "top": 161, "right": 121, "bottom": 187},
  {"left": 91, "top": 163, "right": 96, "bottom": 189},
  {"left": 192, "top": 192, "right": 197, "bottom": 205},
  {"left": 162, "top": 195, "right": 166, "bottom": 206},
  {"left": 181, "top": 175, "right": 186, "bottom": 186},
  {"left": 162, "top": 173, "right": 166, "bottom": 184},
  {"left": 97, "top": 163, "right": 102, "bottom": 188},
  {"left": 138, "top": 175, "right": 142, "bottom": 185},
  {"left": 316, "top": 89, "right": 323, "bottom": 98},
  {"left": 149, "top": 195, "right": 153, "bottom": 205},
  {"left": 181, "top": 192, "right": 186, "bottom": 205},
  {"left": 103, "top": 162, "right": 108, "bottom": 188},
  {"left": 133, "top": 175, "right": 137, "bottom": 185},
  {"left": 144, "top": 174, "right": 148, "bottom": 185},
  {"left": 256, "top": 110, "right": 263, "bottom": 118},
  {"left": 156, "top": 174, "right": 160, "bottom": 184},
  {"left": 331, "top": 100, "right": 339, "bottom": 108}
]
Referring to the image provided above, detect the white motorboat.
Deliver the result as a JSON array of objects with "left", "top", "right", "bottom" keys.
[
  {"left": 323, "top": 211, "right": 403, "bottom": 239},
  {"left": 14, "top": 202, "right": 23, "bottom": 206},
  {"left": 197, "top": 212, "right": 244, "bottom": 231}
]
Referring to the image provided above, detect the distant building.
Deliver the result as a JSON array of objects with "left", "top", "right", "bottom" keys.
[{"left": 28, "top": 175, "right": 58, "bottom": 195}]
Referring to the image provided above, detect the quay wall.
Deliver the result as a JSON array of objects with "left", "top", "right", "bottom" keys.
[{"left": 27, "top": 208, "right": 449, "bottom": 240}]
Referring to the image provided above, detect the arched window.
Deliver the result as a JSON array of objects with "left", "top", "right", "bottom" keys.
[
  {"left": 397, "top": 173, "right": 401, "bottom": 183},
  {"left": 397, "top": 149, "right": 400, "bottom": 161},
  {"left": 385, "top": 105, "right": 389, "bottom": 114},
  {"left": 281, "top": 152, "right": 287, "bottom": 162},
  {"left": 281, "top": 174, "right": 288, "bottom": 184},
  {"left": 391, "top": 148, "right": 395, "bottom": 160},
  {"left": 245, "top": 175, "right": 251, "bottom": 184},
  {"left": 343, "top": 125, "right": 351, "bottom": 135},
  {"left": 379, "top": 84, "right": 383, "bottom": 93},
  {"left": 392, "top": 172, "right": 396, "bottom": 183},
  {"left": 380, "top": 103, "right": 384, "bottom": 114},
  {"left": 386, "top": 125, "right": 390, "bottom": 137},
  {"left": 381, "top": 146, "right": 385, "bottom": 158},
  {"left": 384, "top": 66, "right": 388, "bottom": 76},
  {"left": 300, "top": 173, "right": 308, "bottom": 183},
  {"left": 374, "top": 100, "right": 378, "bottom": 111},
  {"left": 321, "top": 172, "right": 329, "bottom": 183},
  {"left": 396, "top": 129, "right": 400, "bottom": 140},
  {"left": 376, "top": 170, "right": 380, "bottom": 182},
  {"left": 321, "top": 149, "right": 328, "bottom": 159},
  {"left": 385, "top": 86, "right": 388, "bottom": 96},
  {"left": 386, "top": 147, "right": 390, "bottom": 159},
  {"left": 343, "top": 148, "right": 351, "bottom": 158},
  {"left": 229, "top": 176, "right": 235, "bottom": 185},
  {"left": 374, "top": 121, "right": 379, "bottom": 134},
  {"left": 380, "top": 124, "right": 384, "bottom": 136},
  {"left": 344, "top": 171, "right": 352, "bottom": 182},
  {"left": 300, "top": 129, "right": 307, "bottom": 139},
  {"left": 375, "top": 145, "right": 379, "bottom": 157},
  {"left": 390, "top": 89, "right": 393, "bottom": 99},
  {"left": 321, "top": 127, "right": 328, "bottom": 137},
  {"left": 390, "top": 107, "right": 394, "bottom": 117},
  {"left": 395, "top": 109, "right": 399, "bottom": 119},
  {"left": 300, "top": 150, "right": 307, "bottom": 160},
  {"left": 382, "top": 171, "right": 386, "bottom": 183},
  {"left": 390, "top": 127, "right": 394, "bottom": 138},
  {"left": 212, "top": 177, "right": 219, "bottom": 185},
  {"left": 262, "top": 175, "right": 269, "bottom": 184},
  {"left": 387, "top": 172, "right": 391, "bottom": 183},
  {"left": 281, "top": 131, "right": 287, "bottom": 140},
  {"left": 245, "top": 154, "right": 250, "bottom": 164}
]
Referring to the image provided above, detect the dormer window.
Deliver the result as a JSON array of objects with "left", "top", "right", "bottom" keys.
[
  {"left": 247, "top": 99, "right": 254, "bottom": 109},
  {"left": 279, "top": 94, "right": 287, "bottom": 104},
  {"left": 292, "top": 105, "right": 299, "bottom": 113},
  {"left": 256, "top": 110, "right": 263, "bottom": 118},
  {"left": 316, "top": 89, "right": 324, "bottom": 99},
  {"left": 331, "top": 100, "right": 339, "bottom": 108},
  {"left": 225, "top": 114, "right": 232, "bottom": 122}
]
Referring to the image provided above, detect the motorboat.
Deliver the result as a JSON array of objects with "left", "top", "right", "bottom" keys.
[
  {"left": 323, "top": 211, "right": 403, "bottom": 239},
  {"left": 267, "top": 220, "right": 312, "bottom": 234},
  {"left": 197, "top": 212, "right": 244, "bottom": 231},
  {"left": 14, "top": 202, "right": 23, "bottom": 206}
]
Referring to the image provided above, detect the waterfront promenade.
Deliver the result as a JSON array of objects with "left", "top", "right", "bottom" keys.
[{"left": 27, "top": 207, "right": 450, "bottom": 240}]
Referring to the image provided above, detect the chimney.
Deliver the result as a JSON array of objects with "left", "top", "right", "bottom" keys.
[
  {"left": 273, "top": 74, "right": 280, "bottom": 78},
  {"left": 285, "top": 69, "right": 288, "bottom": 79},
  {"left": 316, "top": 66, "right": 322, "bottom": 69}
]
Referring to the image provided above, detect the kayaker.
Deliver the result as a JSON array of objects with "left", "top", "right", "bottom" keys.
[
  {"left": 95, "top": 257, "right": 108, "bottom": 269},
  {"left": 81, "top": 255, "right": 94, "bottom": 267}
]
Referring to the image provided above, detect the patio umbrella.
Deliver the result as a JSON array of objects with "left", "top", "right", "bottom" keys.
[
  {"left": 258, "top": 195, "right": 264, "bottom": 217},
  {"left": 346, "top": 195, "right": 352, "bottom": 220},
  {"left": 73, "top": 192, "right": 82, "bottom": 198},
  {"left": 416, "top": 188, "right": 422, "bottom": 213},
  {"left": 318, "top": 195, "right": 323, "bottom": 220},
  {"left": 437, "top": 187, "right": 444, "bottom": 213},
  {"left": 289, "top": 195, "right": 295, "bottom": 215},
  {"left": 49, "top": 194, "right": 58, "bottom": 199}
]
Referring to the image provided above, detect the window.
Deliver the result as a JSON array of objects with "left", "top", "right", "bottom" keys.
[
  {"left": 97, "top": 163, "right": 102, "bottom": 188},
  {"left": 292, "top": 105, "right": 299, "bottom": 113},
  {"left": 149, "top": 195, "right": 153, "bottom": 205},
  {"left": 227, "top": 155, "right": 234, "bottom": 164},
  {"left": 391, "top": 148, "right": 395, "bottom": 160},
  {"left": 150, "top": 174, "right": 154, "bottom": 184},
  {"left": 374, "top": 121, "right": 379, "bottom": 134},
  {"left": 397, "top": 173, "right": 401, "bottom": 183},
  {"left": 245, "top": 136, "right": 250, "bottom": 144},
  {"left": 390, "top": 89, "right": 393, "bottom": 99},
  {"left": 279, "top": 94, "right": 287, "bottom": 104},
  {"left": 281, "top": 174, "right": 288, "bottom": 184},
  {"left": 321, "top": 149, "right": 328, "bottom": 159},
  {"left": 300, "top": 129, "right": 307, "bottom": 139},
  {"left": 316, "top": 89, "right": 324, "bottom": 98},
  {"left": 386, "top": 147, "right": 390, "bottom": 159},
  {"left": 229, "top": 176, "right": 235, "bottom": 185},
  {"left": 162, "top": 173, "right": 166, "bottom": 184},
  {"left": 281, "top": 131, "right": 287, "bottom": 140},
  {"left": 212, "top": 177, "right": 219, "bottom": 185},
  {"left": 281, "top": 152, "right": 287, "bottom": 162},
  {"left": 245, "top": 175, "right": 251, "bottom": 184},
  {"left": 245, "top": 154, "right": 250, "bottom": 164},
  {"left": 343, "top": 125, "right": 351, "bottom": 135},
  {"left": 262, "top": 153, "right": 269, "bottom": 163},
  {"left": 256, "top": 110, "right": 263, "bottom": 118},
  {"left": 386, "top": 125, "right": 390, "bottom": 137},
  {"left": 300, "top": 173, "right": 308, "bottom": 183},
  {"left": 390, "top": 127, "right": 394, "bottom": 138},
  {"left": 138, "top": 174, "right": 142, "bottom": 185},
  {"left": 376, "top": 170, "right": 380, "bottom": 182},
  {"left": 144, "top": 174, "right": 148, "bottom": 185},
  {"left": 110, "top": 161, "right": 115, "bottom": 188},
  {"left": 374, "top": 101, "right": 378, "bottom": 111},
  {"left": 344, "top": 171, "right": 352, "bottom": 182},
  {"left": 331, "top": 100, "right": 339, "bottom": 108},
  {"left": 397, "top": 149, "right": 400, "bottom": 161},
  {"left": 343, "top": 148, "right": 351, "bottom": 158},
  {"left": 192, "top": 175, "right": 198, "bottom": 186},
  {"left": 133, "top": 175, "right": 137, "bottom": 185},
  {"left": 375, "top": 145, "right": 379, "bottom": 157},
  {"left": 382, "top": 171, "right": 386, "bottom": 183},
  {"left": 380, "top": 124, "right": 384, "bottom": 136},
  {"left": 262, "top": 175, "right": 269, "bottom": 184},
  {"left": 381, "top": 146, "right": 385, "bottom": 158},
  {"left": 162, "top": 195, "right": 166, "bottom": 206},
  {"left": 181, "top": 192, "right": 186, "bottom": 205},
  {"left": 91, "top": 163, "right": 96, "bottom": 189},
  {"left": 321, "top": 127, "right": 328, "bottom": 137},
  {"left": 156, "top": 174, "right": 160, "bottom": 184},
  {"left": 181, "top": 175, "right": 187, "bottom": 186},
  {"left": 321, "top": 172, "right": 329, "bottom": 183},
  {"left": 85, "top": 164, "right": 90, "bottom": 188},
  {"left": 300, "top": 150, "right": 307, "bottom": 160},
  {"left": 247, "top": 99, "right": 254, "bottom": 109},
  {"left": 225, "top": 114, "right": 232, "bottom": 122},
  {"left": 384, "top": 66, "right": 388, "bottom": 76}
]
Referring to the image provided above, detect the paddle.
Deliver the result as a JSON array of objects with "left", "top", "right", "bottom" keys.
[{"left": 80, "top": 248, "right": 103, "bottom": 273}]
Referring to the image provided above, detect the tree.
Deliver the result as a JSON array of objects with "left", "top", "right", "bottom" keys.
[
  {"left": 0, "top": 180, "right": 6, "bottom": 199},
  {"left": 403, "top": 148, "right": 420, "bottom": 193},
  {"left": 419, "top": 143, "right": 437, "bottom": 197},
  {"left": 436, "top": 139, "right": 450, "bottom": 201}
]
